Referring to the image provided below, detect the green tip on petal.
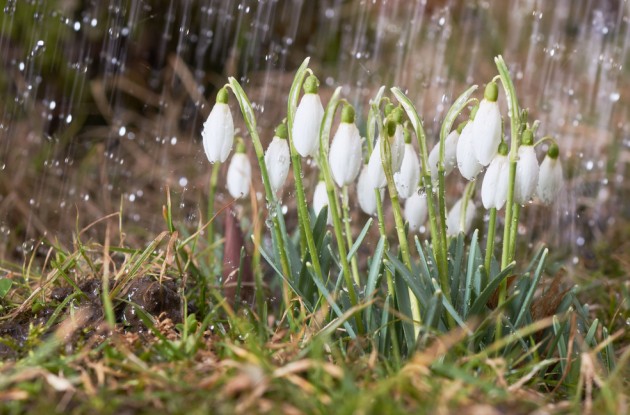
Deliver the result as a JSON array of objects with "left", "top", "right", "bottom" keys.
[
  {"left": 341, "top": 104, "right": 355, "bottom": 124},
  {"left": 521, "top": 129, "right": 534, "bottom": 145},
  {"left": 386, "top": 118, "right": 397, "bottom": 137},
  {"left": 456, "top": 121, "right": 467, "bottom": 134},
  {"left": 275, "top": 123, "right": 288, "bottom": 139},
  {"left": 384, "top": 103, "right": 395, "bottom": 116},
  {"left": 403, "top": 126, "right": 411, "bottom": 144},
  {"left": 216, "top": 87, "right": 229, "bottom": 104},
  {"left": 303, "top": 75, "right": 319, "bottom": 94},
  {"left": 235, "top": 137, "right": 246, "bottom": 153},
  {"left": 498, "top": 141, "right": 509, "bottom": 156},
  {"left": 484, "top": 82, "right": 499, "bottom": 102},
  {"left": 470, "top": 105, "right": 479, "bottom": 121},
  {"left": 548, "top": 142, "right": 559, "bottom": 159}
]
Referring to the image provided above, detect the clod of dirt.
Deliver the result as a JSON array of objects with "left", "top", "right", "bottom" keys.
[{"left": 121, "top": 277, "right": 182, "bottom": 330}]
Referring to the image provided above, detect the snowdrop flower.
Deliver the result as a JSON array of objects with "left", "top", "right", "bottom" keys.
[
  {"left": 367, "top": 113, "right": 405, "bottom": 189},
  {"left": 536, "top": 143, "right": 563, "bottom": 205},
  {"left": 293, "top": 75, "right": 325, "bottom": 157},
  {"left": 405, "top": 191, "right": 428, "bottom": 232},
  {"left": 514, "top": 130, "right": 539, "bottom": 205},
  {"left": 264, "top": 123, "right": 291, "bottom": 193},
  {"left": 446, "top": 197, "right": 476, "bottom": 236},
  {"left": 481, "top": 142, "right": 509, "bottom": 210},
  {"left": 202, "top": 87, "right": 234, "bottom": 163},
  {"left": 429, "top": 122, "right": 463, "bottom": 182},
  {"left": 329, "top": 104, "right": 363, "bottom": 187},
  {"left": 226, "top": 138, "right": 251, "bottom": 199},
  {"left": 394, "top": 129, "right": 420, "bottom": 199},
  {"left": 456, "top": 110, "right": 483, "bottom": 180},
  {"left": 472, "top": 82, "right": 502, "bottom": 166},
  {"left": 357, "top": 163, "right": 383, "bottom": 215},
  {"left": 313, "top": 180, "right": 332, "bottom": 225}
]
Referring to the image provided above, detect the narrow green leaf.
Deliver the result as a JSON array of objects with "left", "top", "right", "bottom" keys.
[
  {"left": 306, "top": 264, "right": 357, "bottom": 339},
  {"left": 468, "top": 263, "right": 515, "bottom": 317},
  {"left": 513, "top": 249, "right": 548, "bottom": 328},
  {"left": 347, "top": 218, "right": 373, "bottom": 261},
  {"left": 0, "top": 278, "right": 13, "bottom": 299},
  {"left": 462, "top": 229, "right": 479, "bottom": 318}
]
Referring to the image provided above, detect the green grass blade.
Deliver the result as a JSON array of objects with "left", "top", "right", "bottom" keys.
[
  {"left": 513, "top": 249, "right": 548, "bottom": 328},
  {"left": 468, "top": 262, "right": 515, "bottom": 317}
]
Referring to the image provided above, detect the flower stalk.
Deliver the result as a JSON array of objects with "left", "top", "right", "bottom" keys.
[
  {"left": 285, "top": 58, "right": 325, "bottom": 283},
  {"left": 227, "top": 78, "right": 293, "bottom": 285}
]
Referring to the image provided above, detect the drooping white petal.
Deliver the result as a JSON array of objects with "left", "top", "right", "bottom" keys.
[
  {"left": 429, "top": 130, "right": 459, "bottom": 182},
  {"left": 292, "top": 93, "right": 324, "bottom": 157},
  {"left": 456, "top": 122, "right": 483, "bottom": 180},
  {"left": 329, "top": 122, "right": 363, "bottom": 187},
  {"left": 202, "top": 102, "right": 234, "bottom": 163},
  {"left": 226, "top": 153, "right": 251, "bottom": 198},
  {"left": 405, "top": 191, "right": 428, "bottom": 232},
  {"left": 472, "top": 99, "right": 502, "bottom": 166},
  {"left": 394, "top": 143, "right": 420, "bottom": 199},
  {"left": 514, "top": 145, "right": 539, "bottom": 204},
  {"left": 536, "top": 156, "right": 563, "bottom": 205},
  {"left": 446, "top": 198, "right": 476, "bottom": 236},
  {"left": 367, "top": 139, "right": 387, "bottom": 189},
  {"left": 264, "top": 136, "right": 290, "bottom": 193},
  {"left": 481, "top": 153, "right": 509, "bottom": 209},
  {"left": 313, "top": 180, "right": 332, "bottom": 225},
  {"left": 357, "top": 165, "right": 383, "bottom": 215},
  {"left": 390, "top": 125, "right": 405, "bottom": 173}
]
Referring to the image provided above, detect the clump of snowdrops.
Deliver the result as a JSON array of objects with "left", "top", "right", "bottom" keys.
[{"left": 200, "top": 57, "right": 614, "bottom": 385}]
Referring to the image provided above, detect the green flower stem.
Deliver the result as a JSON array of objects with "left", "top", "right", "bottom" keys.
[
  {"left": 369, "top": 92, "right": 395, "bottom": 301},
  {"left": 227, "top": 78, "right": 293, "bottom": 284},
  {"left": 319, "top": 89, "right": 363, "bottom": 334},
  {"left": 484, "top": 208, "right": 497, "bottom": 272},
  {"left": 285, "top": 58, "right": 325, "bottom": 283},
  {"left": 436, "top": 85, "right": 479, "bottom": 302},
  {"left": 374, "top": 189, "right": 394, "bottom": 295},
  {"left": 508, "top": 204, "right": 521, "bottom": 261},
  {"left": 381, "top": 133, "right": 422, "bottom": 333},
  {"left": 207, "top": 161, "right": 221, "bottom": 267},
  {"left": 391, "top": 88, "right": 446, "bottom": 297},
  {"left": 342, "top": 185, "right": 361, "bottom": 286},
  {"left": 494, "top": 55, "right": 521, "bottom": 310}
]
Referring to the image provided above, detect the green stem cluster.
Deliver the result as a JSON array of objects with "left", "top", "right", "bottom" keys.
[{"left": 227, "top": 78, "right": 293, "bottom": 290}]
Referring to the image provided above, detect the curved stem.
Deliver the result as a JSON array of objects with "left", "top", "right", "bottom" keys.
[
  {"left": 533, "top": 135, "right": 557, "bottom": 149},
  {"left": 318, "top": 88, "right": 363, "bottom": 333},
  {"left": 495, "top": 55, "right": 521, "bottom": 311},
  {"left": 285, "top": 58, "right": 325, "bottom": 282},
  {"left": 391, "top": 88, "right": 446, "bottom": 292},
  {"left": 227, "top": 78, "right": 292, "bottom": 284},
  {"left": 381, "top": 136, "right": 422, "bottom": 334}
]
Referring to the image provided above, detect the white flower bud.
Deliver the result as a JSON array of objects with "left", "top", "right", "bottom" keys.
[
  {"left": 202, "top": 88, "right": 234, "bottom": 163},
  {"left": 405, "top": 191, "right": 428, "bottom": 233},
  {"left": 226, "top": 144, "right": 251, "bottom": 199},
  {"left": 446, "top": 197, "right": 476, "bottom": 236},
  {"left": 357, "top": 164, "right": 383, "bottom": 215},
  {"left": 456, "top": 121, "right": 483, "bottom": 180},
  {"left": 536, "top": 144, "right": 563, "bottom": 205},
  {"left": 514, "top": 143, "right": 539, "bottom": 205},
  {"left": 329, "top": 105, "right": 362, "bottom": 187},
  {"left": 429, "top": 128, "right": 460, "bottom": 182},
  {"left": 264, "top": 125, "right": 291, "bottom": 193},
  {"left": 481, "top": 143, "right": 509, "bottom": 210},
  {"left": 313, "top": 180, "right": 332, "bottom": 225},
  {"left": 293, "top": 90, "right": 324, "bottom": 157},
  {"left": 472, "top": 82, "right": 502, "bottom": 166},
  {"left": 394, "top": 143, "right": 420, "bottom": 199}
]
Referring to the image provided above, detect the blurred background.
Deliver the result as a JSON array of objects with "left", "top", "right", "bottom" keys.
[{"left": 0, "top": 0, "right": 628, "bottom": 278}]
